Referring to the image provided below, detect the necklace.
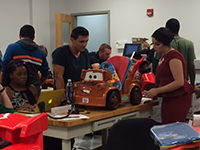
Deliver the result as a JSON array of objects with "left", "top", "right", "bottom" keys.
[
  {"left": 158, "top": 57, "right": 164, "bottom": 66},
  {"left": 158, "top": 49, "right": 174, "bottom": 66}
]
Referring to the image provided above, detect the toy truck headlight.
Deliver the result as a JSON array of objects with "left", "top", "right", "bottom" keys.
[{"left": 96, "top": 83, "right": 106, "bottom": 91}]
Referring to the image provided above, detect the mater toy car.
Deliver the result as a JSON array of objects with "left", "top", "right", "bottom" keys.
[{"left": 73, "top": 56, "right": 142, "bottom": 110}]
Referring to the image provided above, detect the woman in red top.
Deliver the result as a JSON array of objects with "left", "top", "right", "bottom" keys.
[{"left": 144, "top": 27, "right": 194, "bottom": 124}]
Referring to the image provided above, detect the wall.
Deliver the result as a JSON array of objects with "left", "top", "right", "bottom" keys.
[
  {"left": 0, "top": 0, "right": 53, "bottom": 69},
  {"left": 49, "top": 0, "right": 68, "bottom": 69},
  {"left": 0, "top": 0, "right": 30, "bottom": 54},
  {"left": 31, "top": 0, "right": 68, "bottom": 70},
  {"left": 0, "top": 0, "right": 68, "bottom": 71},
  {"left": 32, "top": 0, "right": 51, "bottom": 69},
  {"left": 64, "top": 0, "right": 200, "bottom": 59},
  {"left": 1, "top": 0, "right": 200, "bottom": 74}
]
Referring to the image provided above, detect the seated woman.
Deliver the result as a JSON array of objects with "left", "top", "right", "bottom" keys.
[
  {"left": 2, "top": 60, "right": 38, "bottom": 112},
  {"left": 0, "top": 84, "right": 14, "bottom": 113}
]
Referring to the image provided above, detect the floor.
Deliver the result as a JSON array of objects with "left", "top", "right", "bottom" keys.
[
  {"left": 73, "top": 134, "right": 103, "bottom": 150},
  {"left": 73, "top": 134, "right": 165, "bottom": 150}
]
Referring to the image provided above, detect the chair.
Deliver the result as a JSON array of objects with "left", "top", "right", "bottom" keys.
[
  {"left": 106, "top": 118, "right": 160, "bottom": 150},
  {"left": 107, "top": 56, "right": 132, "bottom": 86},
  {"left": 0, "top": 113, "right": 48, "bottom": 150}
]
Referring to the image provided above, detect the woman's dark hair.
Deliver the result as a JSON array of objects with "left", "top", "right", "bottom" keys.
[
  {"left": 151, "top": 27, "right": 174, "bottom": 47},
  {"left": 2, "top": 60, "right": 30, "bottom": 86}
]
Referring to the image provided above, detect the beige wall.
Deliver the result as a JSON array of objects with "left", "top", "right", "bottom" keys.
[
  {"left": 0, "top": 0, "right": 68, "bottom": 71},
  {"left": 0, "top": 0, "right": 29, "bottom": 55},
  {"left": 1, "top": 0, "right": 200, "bottom": 73},
  {"left": 64, "top": 0, "right": 200, "bottom": 58}
]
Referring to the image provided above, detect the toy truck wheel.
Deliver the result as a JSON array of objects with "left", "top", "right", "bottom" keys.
[
  {"left": 106, "top": 91, "right": 120, "bottom": 110},
  {"left": 130, "top": 87, "right": 142, "bottom": 105}
]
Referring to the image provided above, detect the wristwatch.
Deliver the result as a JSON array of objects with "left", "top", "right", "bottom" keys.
[{"left": 0, "top": 87, "right": 5, "bottom": 93}]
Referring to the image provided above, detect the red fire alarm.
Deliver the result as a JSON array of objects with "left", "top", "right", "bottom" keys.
[{"left": 147, "top": 9, "right": 154, "bottom": 17}]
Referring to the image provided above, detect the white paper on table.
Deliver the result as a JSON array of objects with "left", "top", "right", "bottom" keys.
[
  {"left": 141, "top": 97, "right": 152, "bottom": 104},
  {"left": 24, "top": 113, "right": 40, "bottom": 117},
  {"left": 57, "top": 114, "right": 89, "bottom": 120},
  {"left": 24, "top": 113, "right": 89, "bottom": 120}
]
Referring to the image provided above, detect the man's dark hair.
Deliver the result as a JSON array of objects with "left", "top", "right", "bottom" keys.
[
  {"left": 165, "top": 18, "right": 180, "bottom": 34},
  {"left": 71, "top": 26, "right": 89, "bottom": 40},
  {"left": 139, "top": 60, "right": 149, "bottom": 74},
  {"left": 19, "top": 25, "right": 35, "bottom": 39},
  {"left": 2, "top": 60, "right": 30, "bottom": 87},
  {"left": 139, "top": 61, "right": 148, "bottom": 69},
  {"left": 152, "top": 27, "right": 174, "bottom": 47}
]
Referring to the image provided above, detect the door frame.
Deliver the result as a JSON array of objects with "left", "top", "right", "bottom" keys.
[{"left": 55, "top": 13, "right": 75, "bottom": 48}]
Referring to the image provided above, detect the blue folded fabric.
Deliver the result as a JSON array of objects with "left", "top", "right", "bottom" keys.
[{"left": 150, "top": 122, "right": 200, "bottom": 148}]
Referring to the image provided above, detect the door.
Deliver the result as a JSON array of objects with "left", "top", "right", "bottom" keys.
[
  {"left": 55, "top": 13, "right": 75, "bottom": 48},
  {"left": 76, "top": 13, "right": 109, "bottom": 52}
]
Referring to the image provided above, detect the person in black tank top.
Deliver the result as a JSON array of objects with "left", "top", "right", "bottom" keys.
[{"left": 2, "top": 60, "right": 38, "bottom": 111}]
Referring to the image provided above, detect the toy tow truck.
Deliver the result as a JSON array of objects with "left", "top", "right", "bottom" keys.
[{"left": 73, "top": 56, "right": 142, "bottom": 110}]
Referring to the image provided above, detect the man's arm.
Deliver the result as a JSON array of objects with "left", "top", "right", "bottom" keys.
[
  {"left": 188, "top": 60, "right": 195, "bottom": 87},
  {"left": 53, "top": 64, "right": 65, "bottom": 89},
  {"left": 91, "top": 63, "right": 100, "bottom": 69},
  {"left": 187, "top": 41, "right": 196, "bottom": 87},
  {"left": 40, "top": 76, "right": 48, "bottom": 85}
]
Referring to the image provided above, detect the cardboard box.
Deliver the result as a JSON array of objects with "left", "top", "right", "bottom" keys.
[{"left": 132, "top": 37, "right": 150, "bottom": 50}]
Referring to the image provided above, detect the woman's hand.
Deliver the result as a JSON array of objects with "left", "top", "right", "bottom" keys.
[
  {"left": 144, "top": 88, "right": 158, "bottom": 98},
  {"left": 16, "top": 103, "right": 36, "bottom": 111}
]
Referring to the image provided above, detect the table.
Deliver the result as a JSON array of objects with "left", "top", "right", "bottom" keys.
[{"left": 43, "top": 101, "right": 158, "bottom": 150}]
